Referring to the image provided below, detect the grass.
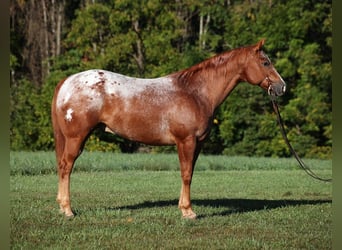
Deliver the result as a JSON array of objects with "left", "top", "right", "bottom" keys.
[
  {"left": 10, "top": 151, "right": 332, "bottom": 174},
  {"left": 10, "top": 152, "right": 332, "bottom": 249}
]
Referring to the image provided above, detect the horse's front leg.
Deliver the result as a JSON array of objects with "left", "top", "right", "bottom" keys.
[{"left": 176, "top": 136, "right": 200, "bottom": 219}]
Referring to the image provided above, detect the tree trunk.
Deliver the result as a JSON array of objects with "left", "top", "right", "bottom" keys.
[
  {"left": 56, "top": 1, "right": 64, "bottom": 56},
  {"left": 199, "top": 13, "right": 210, "bottom": 49},
  {"left": 132, "top": 20, "right": 145, "bottom": 76},
  {"left": 41, "top": 0, "right": 50, "bottom": 78}
]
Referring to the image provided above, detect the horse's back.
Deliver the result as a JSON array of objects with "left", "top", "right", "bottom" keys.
[{"left": 55, "top": 69, "right": 174, "bottom": 108}]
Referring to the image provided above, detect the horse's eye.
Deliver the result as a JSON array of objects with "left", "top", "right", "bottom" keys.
[{"left": 262, "top": 61, "right": 270, "bottom": 67}]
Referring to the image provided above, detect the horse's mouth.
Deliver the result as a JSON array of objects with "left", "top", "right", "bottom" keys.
[{"left": 268, "top": 82, "right": 286, "bottom": 96}]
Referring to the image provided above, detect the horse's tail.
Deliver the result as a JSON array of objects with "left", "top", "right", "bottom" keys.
[{"left": 51, "top": 80, "right": 66, "bottom": 164}]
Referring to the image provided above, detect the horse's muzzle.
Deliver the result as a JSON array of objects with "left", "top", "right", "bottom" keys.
[{"left": 268, "top": 81, "right": 286, "bottom": 96}]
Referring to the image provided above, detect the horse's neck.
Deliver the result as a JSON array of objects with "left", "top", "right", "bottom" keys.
[
  {"left": 179, "top": 59, "right": 243, "bottom": 112},
  {"left": 204, "top": 66, "right": 242, "bottom": 110}
]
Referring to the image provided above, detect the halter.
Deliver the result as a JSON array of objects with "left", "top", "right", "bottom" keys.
[
  {"left": 258, "top": 76, "right": 273, "bottom": 96},
  {"left": 265, "top": 76, "right": 273, "bottom": 96}
]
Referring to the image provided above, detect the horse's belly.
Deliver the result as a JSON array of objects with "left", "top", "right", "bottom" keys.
[
  {"left": 109, "top": 128, "right": 175, "bottom": 146},
  {"left": 103, "top": 112, "right": 174, "bottom": 146}
]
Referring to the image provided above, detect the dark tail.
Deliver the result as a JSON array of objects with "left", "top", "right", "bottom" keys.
[{"left": 51, "top": 80, "right": 66, "bottom": 165}]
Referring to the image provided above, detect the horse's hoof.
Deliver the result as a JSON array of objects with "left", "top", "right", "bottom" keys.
[
  {"left": 65, "top": 213, "right": 75, "bottom": 219},
  {"left": 58, "top": 207, "right": 75, "bottom": 218},
  {"left": 182, "top": 212, "right": 197, "bottom": 220}
]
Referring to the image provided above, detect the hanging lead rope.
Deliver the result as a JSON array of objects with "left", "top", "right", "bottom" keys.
[{"left": 271, "top": 97, "right": 332, "bottom": 182}]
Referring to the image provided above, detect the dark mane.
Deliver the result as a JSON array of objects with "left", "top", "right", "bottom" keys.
[{"left": 172, "top": 46, "right": 247, "bottom": 86}]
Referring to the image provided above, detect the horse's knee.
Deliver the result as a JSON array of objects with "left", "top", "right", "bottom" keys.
[
  {"left": 57, "top": 158, "right": 73, "bottom": 178},
  {"left": 58, "top": 140, "right": 83, "bottom": 176},
  {"left": 181, "top": 173, "right": 192, "bottom": 185}
]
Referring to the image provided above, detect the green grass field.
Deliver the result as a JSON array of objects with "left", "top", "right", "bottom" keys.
[{"left": 10, "top": 152, "right": 332, "bottom": 249}]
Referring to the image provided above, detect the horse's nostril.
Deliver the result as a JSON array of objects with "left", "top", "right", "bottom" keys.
[{"left": 282, "top": 85, "right": 286, "bottom": 93}]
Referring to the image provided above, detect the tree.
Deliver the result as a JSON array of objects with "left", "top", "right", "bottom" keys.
[
  {"left": 216, "top": 0, "right": 331, "bottom": 158},
  {"left": 10, "top": 0, "right": 68, "bottom": 87},
  {"left": 10, "top": 0, "right": 331, "bottom": 159},
  {"left": 10, "top": 79, "right": 41, "bottom": 150}
]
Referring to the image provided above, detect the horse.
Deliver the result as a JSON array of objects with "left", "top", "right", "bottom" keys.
[{"left": 51, "top": 39, "right": 286, "bottom": 219}]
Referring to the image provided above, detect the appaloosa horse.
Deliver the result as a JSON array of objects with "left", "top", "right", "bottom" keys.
[{"left": 51, "top": 39, "right": 286, "bottom": 219}]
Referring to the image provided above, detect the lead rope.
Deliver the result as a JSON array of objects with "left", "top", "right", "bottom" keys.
[{"left": 270, "top": 96, "right": 332, "bottom": 182}]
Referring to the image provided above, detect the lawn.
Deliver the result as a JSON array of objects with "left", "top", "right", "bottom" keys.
[{"left": 10, "top": 152, "right": 332, "bottom": 249}]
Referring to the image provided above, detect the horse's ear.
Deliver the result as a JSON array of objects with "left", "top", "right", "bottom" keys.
[{"left": 254, "top": 39, "right": 265, "bottom": 52}]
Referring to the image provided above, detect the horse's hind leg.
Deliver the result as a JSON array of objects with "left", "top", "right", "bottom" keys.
[{"left": 57, "top": 136, "right": 85, "bottom": 217}]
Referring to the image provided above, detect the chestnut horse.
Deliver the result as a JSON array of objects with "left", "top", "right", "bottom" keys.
[{"left": 51, "top": 39, "right": 286, "bottom": 219}]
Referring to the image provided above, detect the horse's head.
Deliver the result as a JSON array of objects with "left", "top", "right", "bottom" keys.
[{"left": 242, "top": 39, "right": 286, "bottom": 96}]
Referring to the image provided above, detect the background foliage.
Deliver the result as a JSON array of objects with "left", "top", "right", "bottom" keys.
[{"left": 10, "top": 0, "right": 332, "bottom": 158}]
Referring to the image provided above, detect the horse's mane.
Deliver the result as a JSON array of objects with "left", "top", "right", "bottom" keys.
[{"left": 172, "top": 46, "right": 248, "bottom": 87}]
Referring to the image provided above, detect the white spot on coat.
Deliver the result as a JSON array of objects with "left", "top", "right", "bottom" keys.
[{"left": 65, "top": 108, "right": 73, "bottom": 122}]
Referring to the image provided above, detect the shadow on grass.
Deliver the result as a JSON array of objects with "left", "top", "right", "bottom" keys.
[{"left": 108, "top": 198, "right": 331, "bottom": 218}]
